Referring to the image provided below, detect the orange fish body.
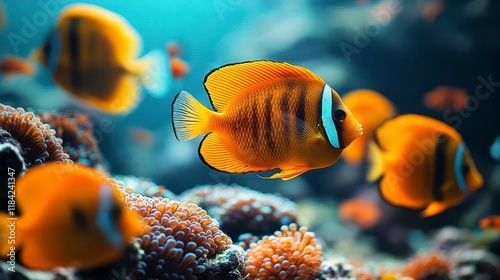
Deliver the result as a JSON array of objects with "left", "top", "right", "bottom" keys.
[
  {"left": 479, "top": 216, "right": 500, "bottom": 230},
  {"left": 170, "top": 57, "right": 190, "bottom": 79},
  {"left": 423, "top": 86, "right": 468, "bottom": 112},
  {"left": 172, "top": 61, "right": 363, "bottom": 180},
  {"left": 0, "top": 56, "right": 35, "bottom": 77},
  {"left": 368, "top": 114, "right": 483, "bottom": 217},
  {"left": 338, "top": 198, "right": 381, "bottom": 229},
  {"left": 0, "top": 163, "right": 145, "bottom": 270},
  {"left": 341, "top": 89, "right": 396, "bottom": 165}
]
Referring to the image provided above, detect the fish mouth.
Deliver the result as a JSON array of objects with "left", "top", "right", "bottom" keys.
[{"left": 354, "top": 123, "right": 363, "bottom": 135}]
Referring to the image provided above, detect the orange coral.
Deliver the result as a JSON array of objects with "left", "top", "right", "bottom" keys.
[{"left": 244, "top": 223, "right": 322, "bottom": 280}]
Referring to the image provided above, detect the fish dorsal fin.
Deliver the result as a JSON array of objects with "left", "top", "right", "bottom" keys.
[{"left": 203, "top": 60, "right": 324, "bottom": 112}]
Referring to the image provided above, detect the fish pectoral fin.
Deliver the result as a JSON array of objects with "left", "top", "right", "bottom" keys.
[
  {"left": 204, "top": 60, "right": 324, "bottom": 112},
  {"left": 421, "top": 201, "right": 449, "bottom": 217},
  {"left": 261, "top": 167, "right": 309, "bottom": 181},
  {"left": 199, "top": 133, "right": 259, "bottom": 174}
]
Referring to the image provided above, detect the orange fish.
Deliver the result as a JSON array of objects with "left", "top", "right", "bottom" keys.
[
  {"left": 172, "top": 60, "right": 363, "bottom": 180},
  {"left": 423, "top": 86, "right": 468, "bottom": 112},
  {"left": 338, "top": 198, "right": 381, "bottom": 229},
  {"left": 31, "top": 4, "right": 169, "bottom": 114},
  {"left": 479, "top": 216, "right": 500, "bottom": 230},
  {"left": 341, "top": 89, "right": 396, "bottom": 165},
  {"left": 0, "top": 56, "right": 35, "bottom": 77},
  {"left": 170, "top": 57, "right": 190, "bottom": 79},
  {"left": 368, "top": 114, "right": 483, "bottom": 217},
  {"left": 0, "top": 163, "right": 146, "bottom": 270}
]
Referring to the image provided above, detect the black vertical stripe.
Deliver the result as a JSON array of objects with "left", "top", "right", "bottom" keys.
[
  {"left": 296, "top": 84, "right": 307, "bottom": 137},
  {"left": 41, "top": 32, "right": 53, "bottom": 62},
  {"left": 433, "top": 134, "right": 449, "bottom": 201},
  {"left": 280, "top": 92, "right": 290, "bottom": 144},
  {"left": 250, "top": 99, "right": 259, "bottom": 149},
  {"left": 264, "top": 94, "right": 274, "bottom": 151},
  {"left": 68, "top": 19, "right": 81, "bottom": 91}
]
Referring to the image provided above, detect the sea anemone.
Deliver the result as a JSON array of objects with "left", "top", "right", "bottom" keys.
[
  {"left": 115, "top": 175, "right": 176, "bottom": 199},
  {"left": 122, "top": 189, "right": 233, "bottom": 280},
  {"left": 0, "top": 103, "right": 71, "bottom": 166},
  {"left": 244, "top": 223, "right": 322, "bottom": 280},
  {"left": 37, "top": 111, "right": 103, "bottom": 167},
  {"left": 179, "top": 184, "right": 297, "bottom": 239}
]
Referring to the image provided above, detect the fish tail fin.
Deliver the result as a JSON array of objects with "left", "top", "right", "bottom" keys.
[
  {"left": 0, "top": 213, "right": 20, "bottom": 256},
  {"left": 133, "top": 49, "right": 172, "bottom": 98},
  {"left": 367, "top": 141, "right": 385, "bottom": 182},
  {"left": 172, "top": 90, "right": 213, "bottom": 142}
]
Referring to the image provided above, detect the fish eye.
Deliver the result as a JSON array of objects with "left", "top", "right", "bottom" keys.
[
  {"left": 461, "top": 164, "right": 470, "bottom": 174},
  {"left": 333, "top": 109, "right": 346, "bottom": 122}
]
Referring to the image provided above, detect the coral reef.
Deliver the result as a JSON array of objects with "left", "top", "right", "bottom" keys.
[
  {"left": 244, "top": 223, "right": 322, "bottom": 280},
  {"left": 315, "top": 257, "right": 355, "bottom": 280},
  {"left": 179, "top": 185, "right": 297, "bottom": 239},
  {"left": 0, "top": 103, "right": 71, "bottom": 166},
  {"left": 36, "top": 111, "right": 103, "bottom": 168},
  {"left": 121, "top": 186, "right": 235, "bottom": 280},
  {"left": 391, "top": 252, "right": 452, "bottom": 280},
  {"left": 115, "top": 175, "right": 176, "bottom": 199},
  {"left": 451, "top": 248, "right": 500, "bottom": 280}
]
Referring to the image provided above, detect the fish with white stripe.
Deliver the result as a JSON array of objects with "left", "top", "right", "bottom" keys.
[{"left": 171, "top": 60, "right": 363, "bottom": 180}]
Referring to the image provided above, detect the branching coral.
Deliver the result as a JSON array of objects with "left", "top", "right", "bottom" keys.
[
  {"left": 37, "top": 111, "right": 103, "bottom": 167},
  {"left": 0, "top": 103, "right": 71, "bottom": 166},
  {"left": 121, "top": 187, "right": 234, "bottom": 280},
  {"left": 179, "top": 184, "right": 297, "bottom": 239},
  {"left": 244, "top": 223, "right": 322, "bottom": 280}
]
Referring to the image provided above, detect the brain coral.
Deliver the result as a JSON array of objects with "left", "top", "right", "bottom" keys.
[
  {"left": 179, "top": 184, "right": 297, "bottom": 239},
  {"left": 0, "top": 103, "right": 71, "bottom": 166},
  {"left": 119, "top": 184, "right": 233, "bottom": 280},
  {"left": 37, "top": 111, "right": 103, "bottom": 167},
  {"left": 244, "top": 223, "right": 322, "bottom": 280}
]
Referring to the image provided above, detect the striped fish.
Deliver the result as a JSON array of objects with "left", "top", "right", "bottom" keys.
[
  {"left": 367, "top": 114, "right": 483, "bottom": 217},
  {"left": 172, "top": 60, "right": 363, "bottom": 180},
  {"left": 32, "top": 4, "right": 170, "bottom": 114}
]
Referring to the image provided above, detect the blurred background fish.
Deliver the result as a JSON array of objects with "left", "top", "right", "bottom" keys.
[
  {"left": 31, "top": 4, "right": 170, "bottom": 114},
  {"left": 341, "top": 89, "right": 397, "bottom": 166},
  {"left": 0, "top": 55, "right": 35, "bottom": 78},
  {"left": 423, "top": 85, "right": 469, "bottom": 112},
  {"left": 368, "top": 114, "right": 483, "bottom": 217}
]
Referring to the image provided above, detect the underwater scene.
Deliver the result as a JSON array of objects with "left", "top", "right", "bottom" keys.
[{"left": 0, "top": 0, "right": 500, "bottom": 279}]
